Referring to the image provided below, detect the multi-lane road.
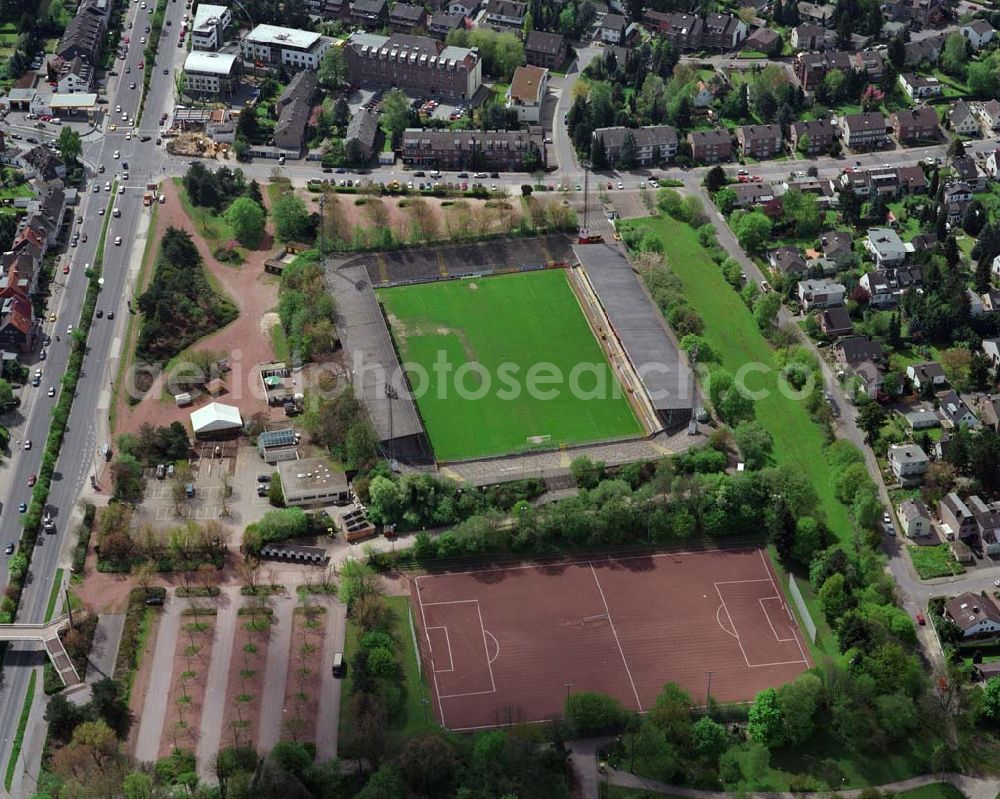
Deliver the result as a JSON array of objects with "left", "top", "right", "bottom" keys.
[{"left": 0, "top": 0, "right": 190, "bottom": 791}]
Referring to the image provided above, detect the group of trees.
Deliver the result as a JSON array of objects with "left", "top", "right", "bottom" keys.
[
  {"left": 242, "top": 507, "right": 309, "bottom": 553},
  {"left": 116, "top": 422, "right": 191, "bottom": 466},
  {"left": 183, "top": 163, "right": 268, "bottom": 249},
  {"left": 135, "top": 227, "right": 238, "bottom": 365},
  {"left": 444, "top": 28, "right": 524, "bottom": 80},
  {"left": 303, "top": 385, "right": 381, "bottom": 470},
  {"left": 526, "top": 0, "right": 596, "bottom": 39},
  {"left": 275, "top": 249, "right": 337, "bottom": 362}
]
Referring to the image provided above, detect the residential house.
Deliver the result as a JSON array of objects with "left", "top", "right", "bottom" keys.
[
  {"left": 898, "top": 72, "right": 942, "bottom": 100},
  {"left": 969, "top": 289, "right": 985, "bottom": 316},
  {"left": 345, "top": 107, "right": 380, "bottom": 161},
  {"left": 818, "top": 305, "right": 853, "bottom": 336},
  {"left": 730, "top": 182, "right": 777, "bottom": 210},
  {"left": 769, "top": 246, "right": 808, "bottom": 278},
  {"left": 970, "top": 496, "right": 1000, "bottom": 556},
  {"left": 840, "top": 112, "right": 888, "bottom": 150},
  {"left": 57, "top": 0, "right": 109, "bottom": 65},
  {"left": 976, "top": 394, "right": 1000, "bottom": 430},
  {"left": 854, "top": 49, "right": 885, "bottom": 81},
  {"left": 56, "top": 56, "right": 92, "bottom": 94},
  {"left": 980, "top": 100, "right": 1000, "bottom": 133},
  {"left": 987, "top": 148, "right": 1000, "bottom": 180},
  {"left": 599, "top": 14, "right": 630, "bottom": 44},
  {"left": 961, "top": 19, "right": 996, "bottom": 50},
  {"left": 865, "top": 227, "right": 908, "bottom": 268},
  {"left": 901, "top": 408, "right": 940, "bottom": 430},
  {"left": 428, "top": 11, "right": 465, "bottom": 36},
  {"left": 0, "top": 293, "right": 33, "bottom": 354},
  {"left": 191, "top": 3, "right": 231, "bottom": 50},
  {"left": 448, "top": 0, "right": 478, "bottom": 15},
  {"left": 896, "top": 165, "right": 929, "bottom": 194},
  {"left": 943, "top": 180, "right": 974, "bottom": 226},
  {"left": 851, "top": 359, "right": 886, "bottom": 400},
  {"left": 791, "top": 23, "right": 827, "bottom": 51},
  {"left": 984, "top": 338, "right": 1000, "bottom": 369},
  {"left": 506, "top": 65, "right": 547, "bottom": 123},
  {"left": 949, "top": 100, "right": 980, "bottom": 136},
  {"left": 891, "top": 107, "right": 940, "bottom": 143},
  {"left": 834, "top": 336, "right": 885, "bottom": 368},
  {"left": 981, "top": 287, "right": 1000, "bottom": 312},
  {"left": 898, "top": 499, "right": 932, "bottom": 538},
  {"left": 859, "top": 266, "right": 923, "bottom": 307},
  {"left": 939, "top": 390, "right": 980, "bottom": 429},
  {"left": 790, "top": 118, "right": 835, "bottom": 155},
  {"left": 687, "top": 128, "right": 732, "bottom": 163},
  {"left": 306, "top": 0, "right": 347, "bottom": 19},
  {"left": 275, "top": 70, "right": 317, "bottom": 115},
  {"left": 820, "top": 230, "right": 854, "bottom": 267},
  {"left": 944, "top": 592, "right": 1000, "bottom": 637},
  {"left": 388, "top": 3, "right": 428, "bottom": 32},
  {"left": 795, "top": 50, "right": 853, "bottom": 91},
  {"left": 525, "top": 30, "right": 567, "bottom": 69},
  {"left": 701, "top": 12, "right": 746, "bottom": 50},
  {"left": 797, "top": 1, "right": 831, "bottom": 24},
  {"left": 736, "top": 123, "right": 783, "bottom": 159},
  {"left": 592, "top": 125, "right": 678, "bottom": 167},
  {"left": 903, "top": 34, "right": 946, "bottom": 67},
  {"left": 888, "top": 443, "right": 929, "bottom": 487},
  {"left": 952, "top": 156, "right": 987, "bottom": 191},
  {"left": 940, "top": 493, "right": 979, "bottom": 543},
  {"left": 351, "top": 0, "right": 389, "bottom": 28},
  {"left": 692, "top": 80, "right": 715, "bottom": 108},
  {"left": 797, "top": 279, "right": 846, "bottom": 310},
  {"left": 18, "top": 146, "right": 64, "bottom": 182},
  {"left": 650, "top": 12, "right": 704, "bottom": 51},
  {"left": 273, "top": 98, "right": 311, "bottom": 153},
  {"left": 742, "top": 27, "right": 779, "bottom": 54},
  {"left": 345, "top": 32, "right": 482, "bottom": 100},
  {"left": 402, "top": 127, "right": 546, "bottom": 170},
  {"left": 907, "top": 361, "right": 947, "bottom": 392}
]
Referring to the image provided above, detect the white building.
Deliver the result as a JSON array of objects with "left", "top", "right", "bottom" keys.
[
  {"left": 184, "top": 51, "right": 241, "bottom": 97},
  {"left": 945, "top": 592, "right": 1000, "bottom": 638},
  {"left": 897, "top": 499, "right": 932, "bottom": 538},
  {"left": 506, "top": 65, "right": 547, "bottom": 123},
  {"left": 888, "top": 443, "right": 928, "bottom": 487},
  {"left": 190, "top": 402, "right": 243, "bottom": 437},
  {"left": 276, "top": 457, "right": 352, "bottom": 507},
  {"left": 192, "top": 3, "right": 232, "bottom": 51},
  {"left": 241, "top": 24, "right": 333, "bottom": 70}
]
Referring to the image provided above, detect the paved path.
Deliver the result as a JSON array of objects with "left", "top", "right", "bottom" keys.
[
  {"left": 85, "top": 613, "right": 125, "bottom": 684},
  {"left": 133, "top": 598, "right": 182, "bottom": 763},
  {"left": 315, "top": 597, "right": 347, "bottom": 761},
  {"left": 196, "top": 591, "right": 239, "bottom": 780},
  {"left": 257, "top": 595, "right": 294, "bottom": 752}
]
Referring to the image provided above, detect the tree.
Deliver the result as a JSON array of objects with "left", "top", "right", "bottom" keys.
[
  {"left": 703, "top": 165, "right": 727, "bottom": 193},
  {"left": 887, "top": 33, "right": 906, "bottom": 69},
  {"left": 857, "top": 401, "right": 887, "bottom": 445},
  {"left": 747, "top": 687, "right": 784, "bottom": 747},
  {"left": 318, "top": 46, "right": 347, "bottom": 88},
  {"left": 619, "top": 131, "right": 637, "bottom": 170},
  {"left": 272, "top": 194, "right": 312, "bottom": 242},
  {"left": 570, "top": 456, "right": 604, "bottom": 489},
  {"left": 983, "top": 676, "right": 1000, "bottom": 722},
  {"left": 714, "top": 187, "right": 738, "bottom": 215},
  {"left": 692, "top": 716, "right": 729, "bottom": 760},
  {"left": 590, "top": 134, "right": 608, "bottom": 169},
  {"left": 564, "top": 692, "right": 626, "bottom": 736},
  {"left": 224, "top": 197, "right": 266, "bottom": 248},
  {"left": 380, "top": 89, "right": 411, "bottom": 146},
  {"left": 0, "top": 377, "right": 14, "bottom": 411},
  {"left": 57, "top": 125, "right": 82, "bottom": 164},
  {"left": 796, "top": 131, "right": 811, "bottom": 155},
  {"left": 838, "top": 185, "right": 863, "bottom": 227},
  {"left": 819, "top": 571, "right": 851, "bottom": 622},
  {"left": 733, "top": 210, "right": 773, "bottom": 254},
  {"left": 91, "top": 677, "right": 133, "bottom": 740},
  {"left": 734, "top": 421, "right": 773, "bottom": 469},
  {"left": 777, "top": 672, "right": 822, "bottom": 745},
  {"left": 942, "top": 30, "right": 969, "bottom": 76},
  {"left": 753, "top": 292, "right": 782, "bottom": 331},
  {"left": 791, "top": 516, "right": 821, "bottom": 566},
  {"left": 396, "top": 735, "right": 459, "bottom": 796}
]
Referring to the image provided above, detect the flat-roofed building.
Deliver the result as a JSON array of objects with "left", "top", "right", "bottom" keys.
[
  {"left": 241, "top": 24, "right": 333, "bottom": 70},
  {"left": 277, "top": 457, "right": 352, "bottom": 507},
  {"left": 192, "top": 3, "right": 231, "bottom": 50},
  {"left": 184, "top": 51, "right": 242, "bottom": 97}
]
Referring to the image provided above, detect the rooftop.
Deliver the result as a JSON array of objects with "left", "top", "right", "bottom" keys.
[
  {"left": 276, "top": 457, "right": 349, "bottom": 498},
  {"left": 184, "top": 51, "right": 239, "bottom": 74},
  {"left": 244, "top": 24, "right": 323, "bottom": 50}
]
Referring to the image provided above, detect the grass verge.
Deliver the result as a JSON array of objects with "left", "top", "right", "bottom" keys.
[
  {"left": 909, "top": 544, "right": 965, "bottom": 579},
  {"left": 4, "top": 670, "right": 37, "bottom": 790},
  {"left": 172, "top": 177, "right": 238, "bottom": 249},
  {"left": 895, "top": 785, "right": 965, "bottom": 799},
  {"left": 622, "top": 215, "right": 852, "bottom": 542},
  {"left": 43, "top": 568, "right": 63, "bottom": 623},
  {"left": 339, "top": 595, "right": 436, "bottom": 743}
]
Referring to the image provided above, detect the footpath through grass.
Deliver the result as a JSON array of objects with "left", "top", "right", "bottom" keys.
[
  {"left": 626, "top": 216, "right": 853, "bottom": 542},
  {"left": 378, "top": 269, "right": 641, "bottom": 460}
]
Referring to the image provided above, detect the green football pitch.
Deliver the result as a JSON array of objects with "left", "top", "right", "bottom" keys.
[{"left": 377, "top": 269, "right": 643, "bottom": 461}]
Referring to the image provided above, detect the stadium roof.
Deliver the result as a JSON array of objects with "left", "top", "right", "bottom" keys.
[
  {"left": 573, "top": 244, "right": 694, "bottom": 412},
  {"left": 184, "top": 51, "right": 239, "bottom": 74},
  {"left": 327, "top": 264, "right": 425, "bottom": 442},
  {"left": 190, "top": 402, "right": 243, "bottom": 434}
]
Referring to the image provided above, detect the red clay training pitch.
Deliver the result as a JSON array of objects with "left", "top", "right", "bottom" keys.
[{"left": 411, "top": 548, "right": 811, "bottom": 731}]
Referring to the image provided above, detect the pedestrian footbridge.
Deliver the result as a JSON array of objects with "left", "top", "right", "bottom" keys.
[{"left": 0, "top": 615, "right": 82, "bottom": 686}]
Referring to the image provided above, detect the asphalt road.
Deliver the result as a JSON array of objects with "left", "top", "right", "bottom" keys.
[{"left": 0, "top": 0, "right": 190, "bottom": 789}]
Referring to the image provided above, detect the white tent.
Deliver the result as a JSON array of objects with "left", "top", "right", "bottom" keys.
[{"left": 190, "top": 402, "right": 243, "bottom": 437}]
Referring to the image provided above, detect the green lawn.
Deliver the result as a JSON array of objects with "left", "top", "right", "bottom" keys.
[
  {"left": 378, "top": 270, "right": 642, "bottom": 461},
  {"left": 624, "top": 216, "right": 853, "bottom": 542},
  {"left": 339, "top": 595, "right": 436, "bottom": 742},
  {"left": 909, "top": 544, "right": 965, "bottom": 579},
  {"left": 172, "top": 177, "right": 237, "bottom": 249},
  {"left": 43, "top": 568, "right": 63, "bottom": 623}
]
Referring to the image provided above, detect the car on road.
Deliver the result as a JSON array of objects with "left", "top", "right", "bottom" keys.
[
  {"left": 760, "top": 280, "right": 770, "bottom": 293},
  {"left": 27, "top": 474, "right": 36, "bottom": 487},
  {"left": 48, "top": 312, "right": 56, "bottom": 321},
  {"left": 138, "top": 61, "right": 144, "bottom": 69},
  {"left": 130, "top": 82, "right": 136, "bottom": 89},
  {"left": 617, "top": 181, "right": 624, "bottom": 190},
  {"left": 107, "top": 311, "right": 115, "bottom": 320},
  {"left": 4, "top": 543, "right": 13, "bottom": 556},
  {"left": 145, "top": 595, "right": 164, "bottom": 606},
  {"left": 140, "top": 36, "right": 146, "bottom": 43},
  {"left": 96, "top": 309, "right": 104, "bottom": 318},
  {"left": 92, "top": 184, "right": 100, "bottom": 193},
  {"left": 18, "top": 503, "right": 26, "bottom": 513},
  {"left": 163, "top": 68, "right": 168, "bottom": 74},
  {"left": 23, "top": 440, "right": 30, "bottom": 450},
  {"left": 115, "top": 104, "right": 122, "bottom": 112},
  {"left": 114, "top": 236, "right": 122, "bottom": 246},
  {"left": 126, "top": 66, "right": 130, "bottom": 73},
  {"left": 99, "top": 164, "right": 105, "bottom": 173},
  {"left": 883, "top": 512, "right": 892, "bottom": 526},
  {"left": 98, "top": 207, "right": 105, "bottom": 216},
  {"left": 30, "top": 376, "right": 39, "bottom": 387},
  {"left": 66, "top": 324, "right": 73, "bottom": 334},
  {"left": 916, "top": 613, "right": 926, "bottom": 625},
  {"left": 118, "top": 185, "right": 125, "bottom": 194},
  {"left": 39, "top": 350, "right": 46, "bottom": 360},
  {"left": 47, "top": 386, "right": 55, "bottom": 397}
]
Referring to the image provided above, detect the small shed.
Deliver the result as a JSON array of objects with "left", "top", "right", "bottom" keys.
[{"left": 205, "top": 377, "right": 227, "bottom": 396}]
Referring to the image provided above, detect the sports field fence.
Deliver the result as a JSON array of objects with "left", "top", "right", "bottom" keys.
[{"left": 788, "top": 574, "right": 817, "bottom": 644}]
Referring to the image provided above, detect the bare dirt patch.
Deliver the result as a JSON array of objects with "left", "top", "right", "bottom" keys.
[
  {"left": 281, "top": 605, "right": 328, "bottom": 746},
  {"left": 159, "top": 612, "right": 216, "bottom": 757},
  {"left": 220, "top": 604, "right": 273, "bottom": 751}
]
